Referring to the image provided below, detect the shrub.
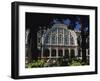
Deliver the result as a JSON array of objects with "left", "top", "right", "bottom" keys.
[
  {"left": 26, "top": 59, "right": 45, "bottom": 68},
  {"left": 69, "top": 58, "right": 82, "bottom": 66}
]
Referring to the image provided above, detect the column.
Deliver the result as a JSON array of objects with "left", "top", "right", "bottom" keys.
[
  {"left": 86, "top": 49, "right": 88, "bottom": 57},
  {"left": 63, "top": 48, "right": 65, "bottom": 56},
  {"left": 57, "top": 28, "right": 58, "bottom": 45},
  {"left": 69, "top": 32, "right": 70, "bottom": 46},
  {"left": 56, "top": 48, "right": 58, "bottom": 58},
  {"left": 41, "top": 36, "right": 44, "bottom": 58},
  {"left": 50, "top": 32, "right": 52, "bottom": 45},
  {"left": 80, "top": 48, "right": 82, "bottom": 59},
  {"left": 75, "top": 48, "right": 78, "bottom": 57},
  {"left": 63, "top": 29, "right": 64, "bottom": 45},
  {"left": 41, "top": 46, "right": 43, "bottom": 58},
  {"left": 49, "top": 31, "right": 52, "bottom": 59},
  {"left": 68, "top": 48, "right": 70, "bottom": 58},
  {"left": 49, "top": 47, "right": 51, "bottom": 58},
  {"left": 57, "top": 28, "right": 58, "bottom": 58},
  {"left": 86, "top": 49, "right": 88, "bottom": 60}
]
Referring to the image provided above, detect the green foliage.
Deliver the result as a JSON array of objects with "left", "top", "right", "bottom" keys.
[
  {"left": 26, "top": 59, "right": 45, "bottom": 68},
  {"left": 68, "top": 58, "right": 82, "bottom": 66},
  {"left": 70, "top": 60, "right": 81, "bottom": 66},
  {"left": 25, "top": 58, "right": 85, "bottom": 68}
]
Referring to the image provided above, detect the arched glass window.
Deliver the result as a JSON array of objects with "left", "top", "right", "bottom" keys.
[
  {"left": 58, "top": 28, "right": 63, "bottom": 44},
  {"left": 41, "top": 24, "right": 76, "bottom": 46},
  {"left": 45, "top": 33, "right": 50, "bottom": 44},
  {"left": 70, "top": 34, "right": 74, "bottom": 45},
  {"left": 64, "top": 29, "right": 69, "bottom": 45},
  {"left": 51, "top": 29, "right": 57, "bottom": 44}
]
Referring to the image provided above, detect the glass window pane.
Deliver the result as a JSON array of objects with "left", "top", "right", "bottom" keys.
[
  {"left": 45, "top": 33, "right": 50, "bottom": 44},
  {"left": 64, "top": 29, "right": 69, "bottom": 45},
  {"left": 70, "top": 34, "right": 74, "bottom": 45},
  {"left": 51, "top": 29, "right": 57, "bottom": 44},
  {"left": 58, "top": 28, "right": 63, "bottom": 44}
]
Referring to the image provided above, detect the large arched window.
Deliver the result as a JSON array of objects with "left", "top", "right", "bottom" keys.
[
  {"left": 64, "top": 29, "right": 69, "bottom": 45},
  {"left": 45, "top": 33, "right": 50, "bottom": 44},
  {"left": 58, "top": 28, "right": 63, "bottom": 44},
  {"left": 51, "top": 29, "right": 57, "bottom": 44},
  {"left": 70, "top": 34, "right": 74, "bottom": 45},
  {"left": 38, "top": 24, "right": 76, "bottom": 47}
]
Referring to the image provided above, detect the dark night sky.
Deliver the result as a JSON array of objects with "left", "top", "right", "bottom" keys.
[{"left": 25, "top": 12, "right": 89, "bottom": 31}]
